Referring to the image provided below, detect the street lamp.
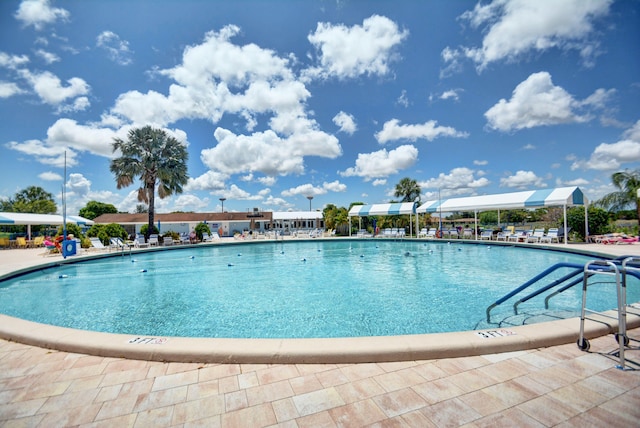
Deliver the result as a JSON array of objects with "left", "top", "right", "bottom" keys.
[
  {"left": 219, "top": 197, "right": 226, "bottom": 213},
  {"left": 307, "top": 195, "right": 313, "bottom": 211}
]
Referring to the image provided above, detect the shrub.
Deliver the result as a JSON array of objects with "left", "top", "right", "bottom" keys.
[{"left": 194, "top": 223, "right": 210, "bottom": 241}]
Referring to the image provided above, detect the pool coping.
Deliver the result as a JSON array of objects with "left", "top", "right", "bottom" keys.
[
  {"left": 1, "top": 239, "right": 639, "bottom": 363},
  {"left": 1, "top": 311, "right": 638, "bottom": 363}
]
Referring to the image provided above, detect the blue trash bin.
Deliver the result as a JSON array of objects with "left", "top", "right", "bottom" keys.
[{"left": 62, "top": 239, "right": 76, "bottom": 257}]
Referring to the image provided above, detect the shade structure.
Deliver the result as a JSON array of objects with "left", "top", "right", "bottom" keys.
[
  {"left": 417, "top": 187, "right": 586, "bottom": 213},
  {"left": 348, "top": 202, "right": 417, "bottom": 237},
  {"left": 348, "top": 202, "right": 416, "bottom": 217},
  {"left": 0, "top": 212, "right": 94, "bottom": 226},
  {"left": 416, "top": 186, "right": 588, "bottom": 244}
]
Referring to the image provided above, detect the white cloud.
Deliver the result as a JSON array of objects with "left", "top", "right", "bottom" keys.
[
  {"left": 323, "top": 180, "right": 347, "bottom": 192},
  {"left": 34, "top": 48, "right": 59, "bottom": 64},
  {"left": 14, "top": 0, "right": 70, "bottom": 30},
  {"left": 0, "top": 81, "right": 25, "bottom": 98},
  {"left": 303, "top": 15, "right": 408, "bottom": 81},
  {"left": 6, "top": 138, "right": 77, "bottom": 167},
  {"left": 67, "top": 173, "right": 91, "bottom": 197},
  {"left": 444, "top": 0, "right": 612, "bottom": 72},
  {"left": 172, "top": 194, "right": 210, "bottom": 212},
  {"left": 372, "top": 179, "right": 387, "bottom": 186},
  {"left": 185, "top": 171, "right": 228, "bottom": 192},
  {"left": 500, "top": 170, "right": 545, "bottom": 188},
  {"left": 282, "top": 183, "right": 327, "bottom": 197},
  {"left": 419, "top": 167, "right": 490, "bottom": 195},
  {"left": 473, "top": 159, "right": 488, "bottom": 166},
  {"left": 375, "top": 119, "right": 469, "bottom": 144},
  {"left": 440, "top": 89, "right": 461, "bottom": 101},
  {"left": 340, "top": 145, "right": 418, "bottom": 180},
  {"left": 38, "top": 171, "right": 62, "bottom": 181},
  {"left": 571, "top": 120, "right": 640, "bottom": 171},
  {"left": 19, "top": 69, "right": 90, "bottom": 105},
  {"left": 201, "top": 127, "right": 340, "bottom": 177},
  {"left": 333, "top": 111, "right": 357, "bottom": 134},
  {"left": 485, "top": 72, "right": 611, "bottom": 132},
  {"left": 96, "top": 31, "right": 133, "bottom": 66},
  {"left": 397, "top": 90, "right": 409, "bottom": 107},
  {"left": 0, "top": 52, "right": 30, "bottom": 69},
  {"left": 46, "top": 118, "right": 118, "bottom": 157}
]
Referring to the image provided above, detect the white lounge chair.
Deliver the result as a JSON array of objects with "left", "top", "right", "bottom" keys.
[
  {"left": 148, "top": 234, "right": 159, "bottom": 246},
  {"left": 89, "top": 237, "right": 107, "bottom": 251},
  {"left": 479, "top": 230, "right": 493, "bottom": 240},
  {"left": 134, "top": 236, "right": 149, "bottom": 248},
  {"left": 527, "top": 229, "right": 545, "bottom": 243},
  {"left": 540, "top": 228, "right": 560, "bottom": 243},
  {"left": 163, "top": 236, "right": 173, "bottom": 246},
  {"left": 110, "top": 237, "right": 130, "bottom": 250}
]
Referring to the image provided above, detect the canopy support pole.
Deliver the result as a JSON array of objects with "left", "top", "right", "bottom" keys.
[{"left": 563, "top": 204, "right": 568, "bottom": 245}]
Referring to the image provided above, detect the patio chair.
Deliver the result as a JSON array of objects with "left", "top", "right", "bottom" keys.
[
  {"left": 134, "top": 236, "right": 149, "bottom": 248},
  {"left": 479, "top": 230, "right": 493, "bottom": 240},
  {"left": 539, "top": 228, "right": 559, "bottom": 243},
  {"left": 89, "top": 237, "right": 107, "bottom": 251},
  {"left": 163, "top": 236, "right": 173, "bottom": 246},
  {"left": 527, "top": 229, "right": 546, "bottom": 243},
  {"left": 148, "top": 234, "right": 159, "bottom": 246}
]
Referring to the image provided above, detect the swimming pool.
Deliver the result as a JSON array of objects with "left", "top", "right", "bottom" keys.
[{"left": 0, "top": 240, "right": 634, "bottom": 339}]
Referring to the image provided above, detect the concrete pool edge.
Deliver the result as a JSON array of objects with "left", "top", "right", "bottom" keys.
[{"left": 1, "top": 311, "right": 638, "bottom": 363}]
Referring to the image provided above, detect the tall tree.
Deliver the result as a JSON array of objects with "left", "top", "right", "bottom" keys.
[
  {"left": 596, "top": 169, "right": 640, "bottom": 220},
  {"left": 79, "top": 200, "right": 118, "bottom": 220},
  {"left": 1, "top": 186, "right": 57, "bottom": 213},
  {"left": 110, "top": 126, "right": 189, "bottom": 239},
  {"left": 394, "top": 177, "right": 421, "bottom": 203}
]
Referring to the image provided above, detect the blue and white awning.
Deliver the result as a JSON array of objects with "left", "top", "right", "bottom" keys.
[
  {"left": 349, "top": 202, "right": 416, "bottom": 217},
  {"left": 417, "top": 187, "right": 587, "bottom": 214}
]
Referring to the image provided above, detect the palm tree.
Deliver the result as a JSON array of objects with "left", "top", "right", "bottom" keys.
[
  {"left": 596, "top": 169, "right": 640, "bottom": 221},
  {"left": 394, "top": 177, "right": 421, "bottom": 203},
  {"left": 110, "top": 126, "right": 189, "bottom": 239}
]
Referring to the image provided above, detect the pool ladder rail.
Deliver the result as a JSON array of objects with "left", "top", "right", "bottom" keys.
[
  {"left": 485, "top": 256, "right": 640, "bottom": 370},
  {"left": 577, "top": 257, "right": 640, "bottom": 370}
]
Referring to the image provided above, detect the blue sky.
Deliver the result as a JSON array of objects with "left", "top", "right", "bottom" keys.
[{"left": 1, "top": 0, "right": 639, "bottom": 216}]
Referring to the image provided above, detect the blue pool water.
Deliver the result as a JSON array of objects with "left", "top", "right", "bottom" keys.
[{"left": 0, "top": 240, "right": 635, "bottom": 338}]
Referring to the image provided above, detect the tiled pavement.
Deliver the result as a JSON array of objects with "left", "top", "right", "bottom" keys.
[
  {"left": 1, "top": 244, "right": 639, "bottom": 426},
  {"left": 0, "top": 330, "right": 639, "bottom": 427}
]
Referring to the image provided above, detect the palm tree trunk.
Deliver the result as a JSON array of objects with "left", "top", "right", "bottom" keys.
[{"left": 147, "top": 185, "right": 155, "bottom": 241}]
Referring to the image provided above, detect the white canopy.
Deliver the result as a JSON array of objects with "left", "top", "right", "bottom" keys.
[
  {"left": 0, "top": 212, "right": 94, "bottom": 226},
  {"left": 417, "top": 187, "right": 586, "bottom": 213}
]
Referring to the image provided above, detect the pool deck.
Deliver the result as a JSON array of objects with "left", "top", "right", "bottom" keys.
[{"left": 1, "top": 240, "right": 639, "bottom": 426}]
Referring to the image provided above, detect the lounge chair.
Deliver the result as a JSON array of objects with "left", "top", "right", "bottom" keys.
[
  {"left": 148, "top": 234, "right": 159, "bottom": 246},
  {"left": 89, "top": 237, "right": 107, "bottom": 251},
  {"left": 462, "top": 228, "right": 473, "bottom": 239},
  {"left": 479, "top": 230, "right": 492, "bottom": 240},
  {"left": 134, "top": 236, "right": 149, "bottom": 248},
  {"left": 163, "top": 236, "right": 174, "bottom": 246},
  {"left": 527, "top": 229, "right": 545, "bottom": 243},
  {"left": 495, "top": 230, "right": 509, "bottom": 241},
  {"left": 202, "top": 233, "right": 212, "bottom": 242},
  {"left": 110, "top": 237, "right": 130, "bottom": 250},
  {"left": 417, "top": 228, "right": 429, "bottom": 238},
  {"left": 16, "top": 237, "right": 29, "bottom": 249},
  {"left": 447, "top": 228, "right": 459, "bottom": 239},
  {"left": 539, "top": 228, "right": 559, "bottom": 244},
  {"left": 426, "top": 229, "right": 437, "bottom": 239}
]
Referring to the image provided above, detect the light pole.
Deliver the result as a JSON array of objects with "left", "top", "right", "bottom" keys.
[
  {"left": 219, "top": 197, "right": 226, "bottom": 213},
  {"left": 307, "top": 195, "right": 313, "bottom": 211}
]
